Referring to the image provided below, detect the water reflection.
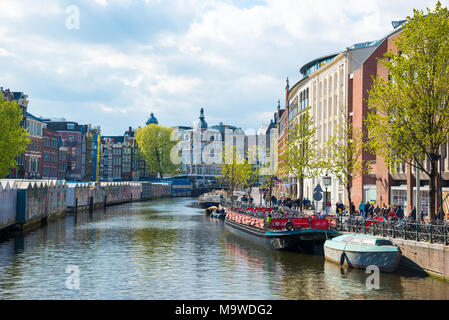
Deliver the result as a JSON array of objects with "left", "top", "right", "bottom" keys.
[{"left": 0, "top": 198, "right": 447, "bottom": 299}]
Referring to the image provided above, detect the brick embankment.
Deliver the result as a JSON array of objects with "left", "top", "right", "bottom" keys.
[{"left": 391, "top": 238, "right": 449, "bottom": 282}]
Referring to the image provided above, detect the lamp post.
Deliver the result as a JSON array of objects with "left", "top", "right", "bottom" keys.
[{"left": 323, "top": 174, "right": 331, "bottom": 214}]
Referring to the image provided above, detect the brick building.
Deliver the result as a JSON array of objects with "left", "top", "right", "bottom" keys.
[
  {"left": 58, "top": 147, "right": 68, "bottom": 180},
  {"left": 24, "top": 112, "right": 44, "bottom": 179},
  {"left": 42, "top": 128, "right": 59, "bottom": 179},
  {"left": 44, "top": 121, "right": 84, "bottom": 181},
  {"left": 349, "top": 21, "right": 449, "bottom": 216}
]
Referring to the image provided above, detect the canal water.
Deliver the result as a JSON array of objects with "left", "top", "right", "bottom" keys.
[{"left": 0, "top": 198, "right": 448, "bottom": 300}]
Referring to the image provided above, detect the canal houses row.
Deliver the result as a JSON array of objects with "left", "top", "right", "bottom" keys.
[{"left": 0, "top": 179, "right": 193, "bottom": 234}]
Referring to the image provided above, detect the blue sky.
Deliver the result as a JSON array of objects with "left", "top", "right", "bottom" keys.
[{"left": 0, "top": 0, "right": 446, "bottom": 135}]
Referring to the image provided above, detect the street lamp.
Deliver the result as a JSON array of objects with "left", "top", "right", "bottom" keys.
[{"left": 323, "top": 174, "right": 332, "bottom": 214}]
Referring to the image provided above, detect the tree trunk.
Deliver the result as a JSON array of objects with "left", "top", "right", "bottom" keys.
[
  {"left": 269, "top": 186, "right": 272, "bottom": 208},
  {"left": 299, "top": 178, "right": 304, "bottom": 211},
  {"left": 429, "top": 159, "right": 438, "bottom": 223},
  {"left": 347, "top": 187, "right": 352, "bottom": 217}
]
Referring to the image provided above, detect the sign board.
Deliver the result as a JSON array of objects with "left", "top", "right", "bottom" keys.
[
  {"left": 313, "top": 184, "right": 323, "bottom": 193},
  {"left": 292, "top": 218, "right": 310, "bottom": 228},
  {"left": 313, "top": 191, "right": 322, "bottom": 201},
  {"left": 271, "top": 219, "right": 288, "bottom": 229},
  {"left": 311, "top": 219, "right": 329, "bottom": 229}
]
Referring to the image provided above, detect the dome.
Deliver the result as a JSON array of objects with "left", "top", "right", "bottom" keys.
[{"left": 146, "top": 112, "right": 158, "bottom": 125}]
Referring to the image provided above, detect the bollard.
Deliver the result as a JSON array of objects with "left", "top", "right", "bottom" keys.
[
  {"left": 416, "top": 222, "right": 419, "bottom": 241},
  {"left": 75, "top": 198, "right": 78, "bottom": 215},
  {"left": 89, "top": 196, "right": 93, "bottom": 213},
  {"left": 404, "top": 221, "right": 407, "bottom": 240},
  {"left": 444, "top": 224, "right": 447, "bottom": 246}
]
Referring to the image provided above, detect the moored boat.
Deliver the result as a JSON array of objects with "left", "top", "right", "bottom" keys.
[
  {"left": 323, "top": 234, "right": 402, "bottom": 272},
  {"left": 198, "top": 193, "right": 222, "bottom": 208},
  {"left": 205, "top": 206, "right": 218, "bottom": 214},
  {"left": 210, "top": 209, "right": 226, "bottom": 219},
  {"left": 224, "top": 208, "right": 339, "bottom": 250}
]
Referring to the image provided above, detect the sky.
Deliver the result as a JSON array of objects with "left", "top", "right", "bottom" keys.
[{"left": 0, "top": 0, "right": 447, "bottom": 135}]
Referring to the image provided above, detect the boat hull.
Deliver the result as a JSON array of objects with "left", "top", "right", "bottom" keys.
[
  {"left": 210, "top": 212, "right": 226, "bottom": 219},
  {"left": 225, "top": 217, "right": 338, "bottom": 250},
  {"left": 198, "top": 201, "right": 220, "bottom": 208},
  {"left": 324, "top": 242, "right": 402, "bottom": 272}
]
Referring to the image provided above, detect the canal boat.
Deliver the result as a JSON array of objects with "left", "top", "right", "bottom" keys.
[
  {"left": 210, "top": 209, "right": 226, "bottom": 219},
  {"left": 224, "top": 208, "right": 339, "bottom": 250},
  {"left": 205, "top": 206, "right": 218, "bottom": 214},
  {"left": 198, "top": 193, "right": 222, "bottom": 208},
  {"left": 323, "top": 234, "right": 402, "bottom": 272}
]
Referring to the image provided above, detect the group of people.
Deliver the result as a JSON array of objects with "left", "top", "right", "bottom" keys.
[
  {"left": 262, "top": 193, "right": 312, "bottom": 210},
  {"left": 240, "top": 194, "right": 253, "bottom": 204},
  {"left": 352, "top": 201, "right": 430, "bottom": 221}
]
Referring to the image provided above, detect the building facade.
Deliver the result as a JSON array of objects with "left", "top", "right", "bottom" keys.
[
  {"left": 176, "top": 108, "right": 246, "bottom": 186},
  {"left": 58, "top": 147, "right": 68, "bottom": 180},
  {"left": 42, "top": 128, "right": 59, "bottom": 179},
  {"left": 349, "top": 21, "right": 449, "bottom": 217},
  {"left": 44, "top": 121, "right": 84, "bottom": 181},
  {"left": 283, "top": 39, "right": 383, "bottom": 207},
  {"left": 24, "top": 113, "right": 44, "bottom": 179}
]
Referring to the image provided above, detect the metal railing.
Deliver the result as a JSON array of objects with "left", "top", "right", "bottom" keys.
[
  {"left": 219, "top": 200, "right": 449, "bottom": 246},
  {"left": 330, "top": 217, "right": 449, "bottom": 246}
]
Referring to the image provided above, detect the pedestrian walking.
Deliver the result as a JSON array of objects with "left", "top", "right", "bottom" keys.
[
  {"left": 358, "top": 201, "right": 365, "bottom": 217},
  {"left": 409, "top": 206, "right": 416, "bottom": 221},
  {"left": 374, "top": 205, "right": 380, "bottom": 217}
]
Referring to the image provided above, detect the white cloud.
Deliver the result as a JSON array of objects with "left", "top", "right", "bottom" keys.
[
  {"left": 0, "top": 48, "right": 16, "bottom": 57},
  {"left": 99, "top": 104, "right": 128, "bottom": 114},
  {"left": 94, "top": 0, "right": 108, "bottom": 6},
  {"left": 1, "top": 0, "right": 448, "bottom": 135},
  {"left": 148, "top": 76, "right": 202, "bottom": 95}
]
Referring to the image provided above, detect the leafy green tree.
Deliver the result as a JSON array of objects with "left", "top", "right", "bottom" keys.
[
  {"left": 279, "top": 106, "right": 319, "bottom": 210},
  {"left": 135, "top": 124, "right": 181, "bottom": 179},
  {"left": 219, "top": 145, "right": 249, "bottom": 201},
  {"left": 256, "top": 146, "right": 278, "bottom": 207},
  {"left": 0, "top": 96, "right": 30, "bottom": 178},
  {"left": 322, "top": 116, "right": 370, "bottom": 216},
  {"left": 259, "top": 174, "right": 277, "bottom": 207},
  {"left": 241, "top": 147, "right": 260, "bottom": 201},
  {"left": 365, "top": 2, "right": 449, "bottom": 222}
]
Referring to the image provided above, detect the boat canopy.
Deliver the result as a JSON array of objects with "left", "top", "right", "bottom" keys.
[{"left": 332, "top": 234, "right": 393, "bottom": 246}]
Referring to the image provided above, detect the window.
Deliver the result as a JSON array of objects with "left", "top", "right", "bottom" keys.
[
  {"left": 67, "top": 123, "right": 75, "bottom": 130},
  {"left": 69, "top": 135, "right": 74, "bottom": 142}
]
